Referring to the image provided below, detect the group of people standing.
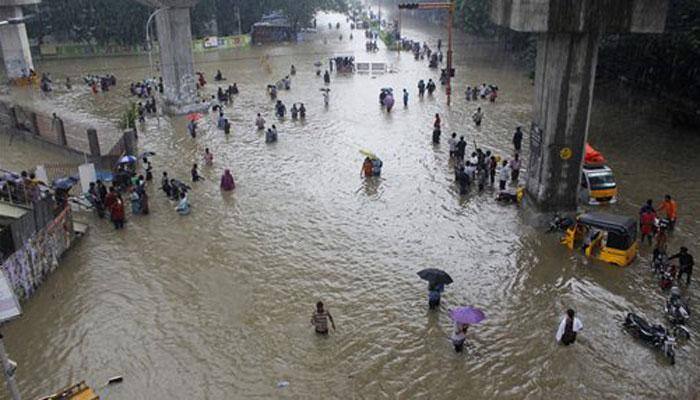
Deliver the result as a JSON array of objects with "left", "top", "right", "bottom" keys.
[
  {"left": 640, "top": 195, "right": 693, "bottom": 285},
  {"left": 87, "top": 166, "right": 150, "bottom": 229},
  {"left": 439, "top": 114, "right": 522, "bottom": 196},
  {"left": 465, "top": 83, "right": 498, "bottom": 103}
]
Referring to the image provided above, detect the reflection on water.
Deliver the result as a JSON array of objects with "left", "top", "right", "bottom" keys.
[{"left": 1, "top": 12, "right": 699, "bottom": 400}]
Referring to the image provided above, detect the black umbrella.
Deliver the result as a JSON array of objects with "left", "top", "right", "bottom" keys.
[{"left": 417, "top": 268, "right": 453, "bottom": 285}]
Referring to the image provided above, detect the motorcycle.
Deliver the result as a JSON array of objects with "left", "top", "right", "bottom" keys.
[
  {"left": 624, "top": 313, "right": 676, "bottom": 364},
  {"left": 547, "top": 214, "right": 575, "bottom": 233},
  {"left": 651, "top": 251, "right": 668, "bottom": 276},
  {"left": 666, "top": 287, "right": 691, "bottom": 340}
]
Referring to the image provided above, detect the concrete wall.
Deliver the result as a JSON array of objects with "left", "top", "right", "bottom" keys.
[
  {"left": 0, "top": 97, "right": 130, "bottom": 158},
  {"left": 0, "top": 206, "right": 75, "bottom": 301},
  {"left": 0, "top": 198, "right": 54, "bottom": 255},
  {"left": 36, "top": 34, "right": 251, "bottom": 60}
]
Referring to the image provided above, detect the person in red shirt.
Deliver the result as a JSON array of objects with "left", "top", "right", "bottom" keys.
[
  {"left": 640, "top": 209, "right": 656, "bottom": 245},
  {"left": 103, "top": 187, "right": 118, "bottom": 218},
  {"left": 657, "top": 194, "right": 678, "bottom": 230},
  {"left": 110, "top": 196, "right": 125, "bottom": 229}
]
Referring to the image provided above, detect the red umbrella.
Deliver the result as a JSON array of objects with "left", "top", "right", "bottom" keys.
[{"left": 186, "top": 113, "right": 202, "bottom": 122}]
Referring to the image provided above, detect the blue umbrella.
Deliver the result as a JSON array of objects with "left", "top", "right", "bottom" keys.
[
  {"left": 95, "top": 170, "right": 113, "bottom": 182},
  {"left": 118, "top": 155, "right": 137, "bottom": 164},
  {"left": 52, "top": 176, "right": 79, "bottom": 190}
]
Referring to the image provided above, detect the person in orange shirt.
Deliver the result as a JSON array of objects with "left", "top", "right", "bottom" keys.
[{"left": 657, "top": 194, "right": 678, "bottom": 230}]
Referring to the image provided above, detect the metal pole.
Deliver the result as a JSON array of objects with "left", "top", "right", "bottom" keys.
[
  {"left": 0, "top": 334, "right": 20, "bottom": 400},
  {"left": 446, "top": 0, "right": 454, "bottom": 106},
  {"left": 146, "top": 8, "right": 165, "bottom": 78},
  {"left": 397, "top": 10, "right": 401, "bottom": 55},
  {"left": 236, "top": 5, "right": 242, "bottom": 35}
]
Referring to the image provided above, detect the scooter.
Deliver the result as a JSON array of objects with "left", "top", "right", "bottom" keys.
[{"left": 624, "top": 312, "right": 676, "bottom": 365}]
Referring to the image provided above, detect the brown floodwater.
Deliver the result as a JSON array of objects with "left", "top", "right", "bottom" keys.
[{"left": 1, "top": 12, "right": 699, "bottom": 400}]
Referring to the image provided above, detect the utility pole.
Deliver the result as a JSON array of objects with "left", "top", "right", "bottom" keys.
[
  {"left": 236, "top": 4, "right": 242, "bottom": 35},
  {"left": 398, "top": 1, "right": 455, "bottom": 105},
  {"left": 146, "top": 7, "right": 167, "bottom": 77}
]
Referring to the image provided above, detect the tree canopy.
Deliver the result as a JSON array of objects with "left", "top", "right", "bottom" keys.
[{"left": 26, "top": 0, "right": 348, "bottom": 45}]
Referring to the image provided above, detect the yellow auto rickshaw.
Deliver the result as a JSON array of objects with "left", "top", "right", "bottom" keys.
[
  {"left": 561, "top": 212, "right": 638, "bottom": 266},
  {"left": 38, "top": 381, "right": 98, "bottom": 400},
  {"left": 38, "top": 376, "right": 122, "bottom": 400}
]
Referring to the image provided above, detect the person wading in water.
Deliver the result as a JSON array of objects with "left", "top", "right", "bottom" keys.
[
  {"left": 556, "top": 309, "right": 583, "bottom": 345},
  {"left": 311, "top": 301, "right": 336, "bottom": 335}
]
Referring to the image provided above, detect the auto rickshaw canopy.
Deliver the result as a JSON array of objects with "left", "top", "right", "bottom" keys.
[{"left": 577, "top": 212, "right": 637, "bottom": 249}]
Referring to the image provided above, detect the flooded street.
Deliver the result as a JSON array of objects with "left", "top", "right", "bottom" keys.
[{"left": 2, "top": 12, "right": 699, "bottom": 399}]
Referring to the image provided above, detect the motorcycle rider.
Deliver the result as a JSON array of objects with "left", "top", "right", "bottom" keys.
[{"left": 667, "top": 286, "right": 690, "bottom": 323}]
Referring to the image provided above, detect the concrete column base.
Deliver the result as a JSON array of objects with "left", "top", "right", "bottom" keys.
[
  {"left": 162, "top": 100, "right": 211, "bottom": 116},
  {"left": 0, "top": 6, "right": 34, "bottom": 79},
  {"left": 155, "top": 7, "right": 200, "bottom": 115},
  {"left": 526, "top": 30, "right": 600, "bottom": 212}
]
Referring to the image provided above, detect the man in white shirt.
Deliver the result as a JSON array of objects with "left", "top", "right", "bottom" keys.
[
  {"left": 498, "top": 160, "right": 510, "bottom": 190},
  {"left": 556, "top": 308, "right": 583, "bottom": 345},
  {"left": 447, "top": 133, "right": 457, "bottom": 158}
]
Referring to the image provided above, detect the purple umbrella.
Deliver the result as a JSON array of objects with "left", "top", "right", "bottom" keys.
[{"left": 449, "top": 306, "right": 486, "bottom": 325}]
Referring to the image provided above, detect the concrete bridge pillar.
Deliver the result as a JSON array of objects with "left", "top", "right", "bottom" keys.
[
  {"left": 151, "top": 1, "right": 203, "bottom": 114},
  {"left": 490, "top": 0, "right": 668, "bottom": 211},
  {"left": 0, "top": 1, "right": 40, "bottom": 79}
]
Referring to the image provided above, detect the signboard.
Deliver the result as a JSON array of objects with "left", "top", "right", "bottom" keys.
[
  {"left": 78, "top": 163, "right": 97, "bottom": 194},
  {"left": 560, "top": 147, "right": 572, "bottom": 160},
  {"left": 0, "top": 271, "right": 20, "bottom": 324},
  {"left": 203, "top": 36, "right": 219, "bottom": 48}
]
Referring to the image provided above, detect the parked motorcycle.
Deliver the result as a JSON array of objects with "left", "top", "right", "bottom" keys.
[
  {"left": 547, "top": 214, "right": 575, "bottom": 233},
  {"left": 666, "top": 287, "right": 691, "bottom": 340},
  {"left": 651, "top": 251, "right": 677, "bottom": 290},
  {"left": 624, "top": 313, "right": 676, "bottom": 364}
]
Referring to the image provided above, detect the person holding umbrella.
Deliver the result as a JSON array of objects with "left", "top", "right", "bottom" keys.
[
  {"left": 428, "top": 283, "right": 444, "bottom": 310},
  {"left": 186, "top": 113, "right": 201, "bottom": 138},
  {"left": 417, "top": 268, "right": 453, "bottom": 310},
  {"left": 449, "top": 306, "right": 486, "bottom": 353},
  {"left": 451, "top": 323, "right": 469, "bottom": 353}
]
